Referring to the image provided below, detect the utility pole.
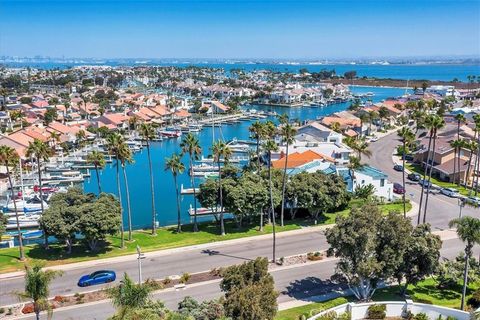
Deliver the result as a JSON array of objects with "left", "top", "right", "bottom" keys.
[{"left": 136, "top": 245, "right": 145, "bottom": 284}]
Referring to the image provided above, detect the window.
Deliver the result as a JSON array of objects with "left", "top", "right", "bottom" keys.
[{"left": 380, "top": 179, "right": 385, "bottom": 187}]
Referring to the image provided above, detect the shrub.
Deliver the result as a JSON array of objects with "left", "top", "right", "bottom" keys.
[
  {"left": 144, "top": 278, "right": 163, "bottom": 290},
  {"left": 307, "top": 252, "right": 324, "bottom": 261},
  {"left": 0, "top": 308, "right": 4, "bottom": 314},
  {"left": 338, "top": 312, "right": 351, "bottom": 320},
  {"left": 413, "top": 313, "right": 429, "bottom": 320},
  {"left": 316, "top": 311, "right": 338, "bottom": 320},
  {"left": 468, "top": 289, "right": 480, "bottom": 308},
  {"left": 53, "top": 295, "right": 67, "bottom": 303},
  {"left": 179, "top": 272, "right": 191, "bottom": 284},
  {"left": 6, "top": 308, "right": 12, "bottom": 316},
  {"left": 162, "top": 277, "right": 172, "bottom": 285},
  {"left": 367, "top": 304, "right": 386, "bottom": 319}
]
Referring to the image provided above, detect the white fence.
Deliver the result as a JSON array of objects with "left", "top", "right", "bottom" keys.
[{"left": 308, "top": 300, "right": 470, "bottom": 320}]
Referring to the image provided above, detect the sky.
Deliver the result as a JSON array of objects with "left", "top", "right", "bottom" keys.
[{"left": 0, "top": 0, "right": 479, "bottom": 59}]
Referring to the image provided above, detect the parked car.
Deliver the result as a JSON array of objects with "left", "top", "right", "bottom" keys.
[
  {"left": 393, "top": 164, "right": 404, "bottom": 172},
  {"left": 393, "top": 183, "right": 405, "bottom": 194},
  {"left": 467, "top": 197, "right": 480, "bottom": 207},
  {"left": 407, "top": 173, "right": 421, "bottom": 181},
  {"left": 78, "top": 270, "right": 116, "bottom": 287},
  {"left": 440, "top": 187, "right": 460, "bottom": 198},
  {"left": 419, "top": 179, "right": 432, "bottom": 188},
  {"left": 402, "top": 154, "right": 414, "bottom": 161},
  {"left": 370, "top": 136, "right": 379, "bottom": 142}
]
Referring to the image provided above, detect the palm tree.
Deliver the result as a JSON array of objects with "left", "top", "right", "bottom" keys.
[
  {"left": 139, "top": 123, "right": 158, "bottom": 235},
  {"left": 455, "top": 114, "right": 467, "bottom": 140},
  {"left": 86, "top": 150, "right": 106, "bottom": 194},
  {"left": 249, "top": 121, "right": 264, "bottom": 171},
  {"left": 0, "top": 146, "right": 24, "bottom": 260},
  {"left": 107, "top": 273, "right": 152, "bottom": 319},
  {"left": 106, "top": 133, "right": 127, "bottom": 248},
  {"left": 26, "top": 139, "right": 51, "bottom": 248},
  {"left": 417, "top": 115, "right": 435, "bottom": 224},
  {"left": 76, "top": 129, "right": 87, "bottom": 148},
  {"left": 48, "top": 131, "right": 60, "bottom": 149},
  {"left": 449, "top": 217, "right": 480, "bottom": 310},
  {"left": 212, "top": 140, "right": 232, "bottom": 236},
  {"left": 17, "top": 264, "right": 62, "bottom": 320},
  {"left": 165, "top": 153, "right": 185, "bottom": 233},
  {"left": 450, "top": 139, "right": 464, "bottom": 186},
  {"left": 397, "top": 127, "right": 415, "bottom": 217},
  {"left": 0, "top": 87, "right": 8, "bottom": 111},
  {"left": 368, "top": 110, "right": 379, "bottom": 134},
  {"left": 422, "top": 115, "right": 445, "bottom": 223},
  {"left": 353, "top": 138, "right": 372, "bottom": 161},
  {"left": 264, "top": 139, "right": 279, "bottom": 262},
  {"left": 279, "top": 123, "right": 297, "bottom": 227},
  {"left": 118, "top": 143, "right": 134, "bottom": 241},
  {"left": 359, "top": 113, "right": 369, "bottom": 137},
  {"left": 331, "top": 121, "right": 341, "bottom": 133},
  {"left": 180, "top": 133, "right": 202, "bottom": 232}
]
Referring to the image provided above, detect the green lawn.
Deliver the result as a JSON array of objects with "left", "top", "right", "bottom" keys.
[
  {"left": 405, "top": 163, "right": 471, "bottom": 196},
  {"left": 276, "top": 278, "right": 479, "bottom": 319},
  {"left": 0, "top": 201, "right": 412, "bottom": 274}
]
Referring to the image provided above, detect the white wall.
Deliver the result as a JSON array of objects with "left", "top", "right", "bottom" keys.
[{"left": 308, "top": 301, "right": 470, "bottom": 320}]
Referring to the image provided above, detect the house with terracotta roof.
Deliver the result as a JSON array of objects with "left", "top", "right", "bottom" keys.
[
  {"left": 95, "top": 113, "right": 129, "bottom": 130},
  {"left": 210, "top": 101, "right": 230, "bottom": 113}
]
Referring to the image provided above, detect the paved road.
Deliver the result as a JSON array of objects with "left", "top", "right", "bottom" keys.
[
  {"left": 2, "top": 131, "right": 479, "bottom": 311},
  {"left": 369, "top": 132, "right": 480, "bottom": 230},
  {"left": 15, "top": 238, "right": 476, "bottom": 320}
]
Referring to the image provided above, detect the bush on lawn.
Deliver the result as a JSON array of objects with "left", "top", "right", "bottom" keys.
[{"left": 367, "top": 304, "right": 386, "bottom": 319}]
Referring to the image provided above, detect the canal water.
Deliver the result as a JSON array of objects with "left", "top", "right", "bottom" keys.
[{"left": 83, "top": 86, "right": 409, "bottom": 229}]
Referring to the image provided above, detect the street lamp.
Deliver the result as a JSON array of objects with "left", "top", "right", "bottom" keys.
[
  {"left": 458, "top": 198, "right": 466, "bottom": 218},
  {"left": 136, "top": 245, "right": 145, "bottom": 284}
]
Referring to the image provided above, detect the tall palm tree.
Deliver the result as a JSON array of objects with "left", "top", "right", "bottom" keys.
[
  {"left": 106, "top": 133, "right": 127, "bottom": 248},
  {"left": 279, "top": 123, "right": 297, "bottom": 227},
  {"left": 353, "top": 138, "right": 372, "bottom": 161},
  {"left": 264, "top": 139, "right": 279, "bottom": 262},
  {"left": 422, "top": 115, "right": 445, "bottom": 223},
  {"left": 397, "top": 127, "right": 415, "bottom": 217},
  {"left": 180, "top": 133, "right": 202, "bottom": 232},
  {"left": 165, "top": 153, "right": 185, "bottom": 233},
  {"left": 449, "top": 217, "right": 480, "bottom": 310},
  {"left": 455, "top": 114, "right": 467, "bottom": 140},
  {"left": 118, "top": 143, "right": 134, "bottom": 241},
  {"left": 450, "top": 139, "right": 464, "bottom": 186},
  {"left": 417, "top": 115, "right": 435, "bottom": 224},
  {"left": 107, "top": 273, "right": 153, "bottom": 319},
  {"left": 359, "top": 113, "right": 369, "bottom": 137},
  {"left": 86, "top": 151, "right": 106, "bottom": 194},
  {"left": 17, "top": 264, "right": 63, "bottom": 320},
  {"left": 75, "top": 129, "right": 87, "bottom": 148},
  {"left": 139, "top": 123, "right": 158, "bottom": 235},
  {"left": 0, "top": 146, "right": 24, "bottom": 260},
  {"left": 249, "top": 121, "right": 264, "bottom": 171},
  {"left": 368, "top": 110, "right": 379, "bottom": 134},
  {"left": 212, "top": 140, "right": 232, "bottom": 236},
  {"left": 26, "top": 139, "right": 51, "bottom": 248}
]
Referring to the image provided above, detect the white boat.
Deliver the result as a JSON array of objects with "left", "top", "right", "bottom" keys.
[
  {"left": 160, "top": 130, "right": 182, "bottom": 138},
  {"left": 191, "top": 163, "right": 218, "bottom": 172},
  {"left": 8, "top": 214, "right": 41, "bottom": 225},
  {"left": 6, "top": 195, "right": 48, "bottom": 212}
]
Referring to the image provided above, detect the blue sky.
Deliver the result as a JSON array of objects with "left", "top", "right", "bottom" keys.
[{"left": 1, "top": 0, "right": 479, "bottom": 59}]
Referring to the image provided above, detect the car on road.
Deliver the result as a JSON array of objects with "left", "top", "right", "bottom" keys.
[
  {"left": 467, "top": 197, "right": 480, "bottom": 207},
  {"left": 370, "top": 136, "right": 379, "bottom": 142},
  {"left": 407, "top": 173, "right": 421, "bottom": 181},
  {"left": 402, "top": 154, "right": 414, "bottom": 161},
  {"left": 393, "top": 164, "right": 404, "bottom": 172},
  {"left": 78, "top": 270, "right": 116, "bottom": 287},
  {"left": 440, "top": 187, "right": 460, "bottom": 198},
  {"left": 419, "top": 179, "right": 432, "bottom": 188},
  {"left": 393, "top": 183, "right": 405, "bottom": 194}
]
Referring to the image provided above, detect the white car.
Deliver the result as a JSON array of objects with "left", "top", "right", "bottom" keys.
[
  {"left": 440, "top": 188, "right": 459, "bottom": 198},
  {"left": 467, "top": 197, "right": 480, "bottom": 207}
]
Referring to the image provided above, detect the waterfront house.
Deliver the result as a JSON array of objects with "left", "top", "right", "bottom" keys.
[
  {"left": 275, "top": 141, "right": 352, "bottom": 166},
  {"left": 271, "top": 149, "right": 336, "bottom": 170},
  {"left": 95, "top": 113, "right": 130, "bottom": 130},
  {"left": 210, "top": 100, "right": 230, "bottom": 113},
  {"left": 295, "top": 121, "right": 344, "bottom": 144}
]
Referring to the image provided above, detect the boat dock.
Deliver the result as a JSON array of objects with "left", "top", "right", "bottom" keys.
[{"left": 180, "top": 184, "right": 198, "bottom": 195}]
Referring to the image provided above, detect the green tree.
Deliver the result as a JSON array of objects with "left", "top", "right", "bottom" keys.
[
  {"left": 221, "top": 257, "right": 278, "bottom": 320},
  {"left": 326, "top": 203, "right": 412, "bottom": 301},
  {"left": 0, "top": 145, "right": 25, "bottom": 260},
  {"left": 449, "top": 217, "right": 480, "bottom": 310},
  {"left": 393, "top": 224, "right": 442, "bottom": 296},
  {"left": 139, "top": 123, "right": 159, "bottom": 235},
  {"left": 180, "top": 133, "right": 202, "bottom": 232},
  {"left": 79, "top": 193, "right": 121, "bottom": 251},
  {"left": 165, "top": 153, "right": 185, "bottom": 233},
  {"left": 450, "top": 139, "right": 465, "bottom": 186},
  {"left": 43, "top": 107, "right": 57, "bottom": 125},
  {"left": 197, "top": 179, "right": 219, "bottom": 218},
  {"left": 264, "top": 139, "right": 279, "bottom": 261},
  {"left": 87, "top": 150, "right": 106, "bottom": 194},
  {"left": 212, "top": 140, "right": 232, "bottom": 236},
  {"left": 26, "top": 139, "right": 52, "bottom": 247},
  {"left": 397, "top": 126, "right": 415, "bottom": 217},
  {"left": 106, "top": 133, "right": 127, "bottom": 248},
  {"left": 17, "top": 264, "right": 63, "bottom": 320}
]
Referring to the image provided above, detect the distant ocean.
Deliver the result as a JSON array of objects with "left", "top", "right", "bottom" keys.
[{"left": 3, "top": 61, "right": 480, "bottom": 82}]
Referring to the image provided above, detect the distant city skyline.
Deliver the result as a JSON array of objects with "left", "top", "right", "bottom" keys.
[{"left": 1, "top": 0, "right": 479, "bottom": 59}]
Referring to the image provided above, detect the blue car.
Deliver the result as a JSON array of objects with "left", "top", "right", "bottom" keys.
[{"left": 77, "top": 270, "right": 116, "bottom": 287}]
